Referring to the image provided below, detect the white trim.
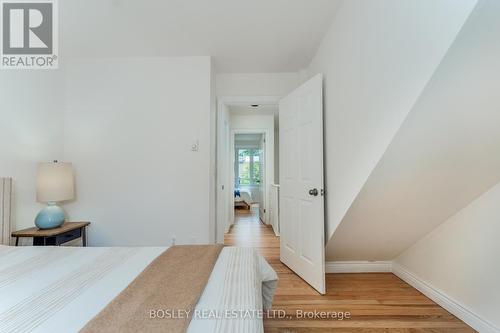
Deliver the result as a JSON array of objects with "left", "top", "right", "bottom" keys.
[
  {"left": 325, "top": 260, "right": 499, "bottom": 332},
  {"left": 325, "top": 261, "right": 392, "bottom": 273},
  {"left": 215, "top": 95, "right": 282, "bottom": 243},
  {"left": 392, "top": 262, "right": 500, "bottom": 333},
  {"left": 230, "top": 128, "right": 271, "bottom": 224}
]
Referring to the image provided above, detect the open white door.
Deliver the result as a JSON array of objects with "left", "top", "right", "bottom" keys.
[{"left": 279, "top": 74, "right": 325, "bottom": 294}]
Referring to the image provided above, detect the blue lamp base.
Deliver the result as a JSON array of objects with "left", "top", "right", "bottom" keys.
[{"left": 35, "top": 203, "right": 65, "bottom": 229}]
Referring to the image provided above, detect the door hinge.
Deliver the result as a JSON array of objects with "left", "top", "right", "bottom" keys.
[{"left": 321, "top": 189, "right": 325, "bottom": 196}]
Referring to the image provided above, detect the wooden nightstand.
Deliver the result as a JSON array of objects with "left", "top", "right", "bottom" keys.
[{"left": 12, "top": 222, "right": 91, "bottom": 246}]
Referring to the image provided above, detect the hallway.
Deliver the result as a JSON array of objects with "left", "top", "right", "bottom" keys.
[{"left": 224, "top": 208, "right": 474, "bottom": 333}]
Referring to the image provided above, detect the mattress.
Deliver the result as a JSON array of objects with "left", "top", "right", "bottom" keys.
[
  {"left": 0, "top": 245, "right": 277, "bottom": 333},
  {"left": 234, "top": 189, "right": 252, "bottom": 205}
]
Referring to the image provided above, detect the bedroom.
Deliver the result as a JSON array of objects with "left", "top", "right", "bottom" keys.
[{"left": 1, "top": 0, "right": 500, "bottom": 332}]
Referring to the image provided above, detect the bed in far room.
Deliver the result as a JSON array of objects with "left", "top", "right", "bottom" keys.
[
  {"left": 234, "top": 188, "right": 252, "bottom": 209},
  {"left": 0, "top": 244, "right": 278, "bottom": 333}
]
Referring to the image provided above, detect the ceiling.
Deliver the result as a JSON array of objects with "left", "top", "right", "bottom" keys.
[
  {"left": 229, "top": 105, "right": 278, "bottom": 116},
  {"left": 235, "top": 133, "right": 263, "bottom": 148},
  {"left": 235, "top": 133, "right": 262, "bottom": 142},
  {"left": 60, "top": 0, "right": 341, "bottom": 73},
  {"left": 229, "top": 104, "right": 279, "bottom": 128}
]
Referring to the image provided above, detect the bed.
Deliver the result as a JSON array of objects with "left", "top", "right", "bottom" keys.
[
  {"left": 0, "top": 244, "right": 278, "bottom": 333},
  {"left": 234, "top": 188, "right": 252, "bottom": 209}
]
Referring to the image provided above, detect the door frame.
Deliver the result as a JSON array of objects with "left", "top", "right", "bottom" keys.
[
  {"left": 215, "top": 96, "right": 281, "bottom": 243},
  {"left": 231, "top": 129, "right": 268, "bottom": 225}
]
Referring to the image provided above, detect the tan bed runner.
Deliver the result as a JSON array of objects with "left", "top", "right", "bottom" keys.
[{"left": 81, "top": 244, "right": 224, "bottom": 333}]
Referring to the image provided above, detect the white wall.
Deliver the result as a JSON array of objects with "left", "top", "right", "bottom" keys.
[
  {"left": 329, "top": 0, "right": 500, "bottom": 261},
  {"left": 63, "top": 57, "right": 214, "bottom": 246},
  {"left": 395, "top": 181, "right": 500, "bottom": 331},
  {"left": 0, "top": 71, "right": 64, "bottom": 235},
  {"left": 216, "top": 73, "right": 298, "bottom": 97},
  {"left": 230, "top": 114, "right": 274, "bottom": 224},
  {"left": 305, "top": 0, "right": 477, "bottom": 240}
]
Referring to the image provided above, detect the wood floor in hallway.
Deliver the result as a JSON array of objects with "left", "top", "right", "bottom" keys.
[{"left": 224, "top": 208, "right": 475, "bottom": 333}]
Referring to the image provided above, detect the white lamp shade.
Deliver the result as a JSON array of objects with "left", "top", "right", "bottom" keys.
[{"left": 36, "top": 162, "right": 75, "bottom": 203}]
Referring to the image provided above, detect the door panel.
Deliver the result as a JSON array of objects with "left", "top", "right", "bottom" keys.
[{"left": 279, "top": 74, "right": 325, "bottom": 294}]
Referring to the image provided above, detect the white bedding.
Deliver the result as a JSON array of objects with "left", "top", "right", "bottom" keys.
[
  {"left": 0, "top": 245, "right": 277, "bottom": 333},
  {"left": 235, "top": 189, "right": 252, "bottom": 205}
]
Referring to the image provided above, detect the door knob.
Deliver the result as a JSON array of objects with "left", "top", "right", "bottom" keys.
[{"left": 309, "top": 188, "right": 318, "bottom": 196}]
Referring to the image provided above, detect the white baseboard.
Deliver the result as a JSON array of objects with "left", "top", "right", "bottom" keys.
[
  {"left": 325, "top": 261, "right": 392, "bottom": 273},
  {"left": 392, "top": 262, "right": 499, "bottom": 333},
  {"left": 325, "top": 260, "right": 498, "bottom": 332}
]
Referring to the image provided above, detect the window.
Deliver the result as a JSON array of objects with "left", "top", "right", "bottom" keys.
[{"left": 237, "top": 149, "right": 261, "bottom": 185}]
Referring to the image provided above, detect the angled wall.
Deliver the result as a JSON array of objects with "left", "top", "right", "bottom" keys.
[
  {"left": 305, "top": 0, "right": 477, "bottom": 240},
  {"left": 396, "top": 179, "right": 500, "bottom": 332},
  {"left": 330, "top": 0, "right": 500, "bottom": 260}
]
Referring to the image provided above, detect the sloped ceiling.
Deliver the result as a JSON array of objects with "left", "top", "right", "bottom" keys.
[
  {"left": 306, "top": 0, "right": 478, "bottom": 242},
  {"left": 328, "top": 0, "right": 500, "bottom": 260}
]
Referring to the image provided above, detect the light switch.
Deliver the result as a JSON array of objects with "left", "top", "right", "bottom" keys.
[{"left": 191, "top": 140, "right": 199, "bottom": 152}]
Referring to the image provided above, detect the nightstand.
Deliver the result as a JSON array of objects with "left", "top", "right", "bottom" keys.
[{"left": 12, "top": 222, "right": 91, "bottom": 246}]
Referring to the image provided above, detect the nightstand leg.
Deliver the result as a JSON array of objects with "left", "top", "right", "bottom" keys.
[
  {"left": 15, "top": 237, "right": 19, "bottom": 246},
  {"left": 82, "top": 227, "right": 87, "bottom": 247}
]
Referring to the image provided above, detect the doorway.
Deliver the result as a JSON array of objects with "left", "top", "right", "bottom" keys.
[
  {"left": 216, "top": 75, "right": 325, "bottom": 294},
  {"left": 234, "top": 134, "right": 264, "bottom": 220},
  {"left": 216, "top": 97, "right": 280, "bottom": 244}
]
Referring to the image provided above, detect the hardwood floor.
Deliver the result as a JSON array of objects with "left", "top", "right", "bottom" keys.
[{"left": 224, "top": 207, "right": 475, "bottom": 333}]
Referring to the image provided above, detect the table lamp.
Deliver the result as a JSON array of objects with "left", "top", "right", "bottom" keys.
[{"left": 35, "top": 161, "right": 74, "bottom": 229}]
